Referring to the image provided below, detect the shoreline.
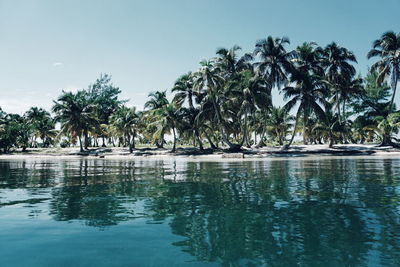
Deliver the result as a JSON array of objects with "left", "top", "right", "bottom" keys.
[{"left": 1, "top": 144, "right": 400, "bottom": 161}]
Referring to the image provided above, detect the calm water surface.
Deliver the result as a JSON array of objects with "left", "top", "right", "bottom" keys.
[{"left": 0, "top": 157, "right": 400, "bottom": 266}]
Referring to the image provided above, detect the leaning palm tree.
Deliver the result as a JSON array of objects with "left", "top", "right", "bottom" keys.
[
  {"left": 283, "top": 71, "right": 328, "bottom": 146},
  {"left": 367, "top": 31, "right": 400, "bottom": 112},
  {"left": 52, "top": 90, "right": 98, "bottom": 152}
]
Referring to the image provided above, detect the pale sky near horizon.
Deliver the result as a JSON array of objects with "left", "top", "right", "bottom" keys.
[{"left": 1, "top": 0, "right": 399, "bottom": 114}]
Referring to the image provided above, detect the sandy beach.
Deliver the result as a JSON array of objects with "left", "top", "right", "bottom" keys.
[{"left": 1, "top": 144, "right": 400, "bottom": 161}]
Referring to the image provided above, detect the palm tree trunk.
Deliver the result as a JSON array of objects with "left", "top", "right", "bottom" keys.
[
  {"left": 204, "top": 131, "right": 216, "bottom": 149},
  {"left": 102, "top": 137, "right": 106, "bottom": 147},
  {"left": 390, "top": 69, "right": 398, "bottom": 112},
  {"left": 342, "top": 99, "right": 346, "bottom": 122},
  {"left": 240, "top": 111, "right": 249, "bottom": 147},
  {"left": 84, "top": 130, "right": 89, "bottom": 150},
  {"left": 303, "top": 109, "right": 308, "bottom": 145},
  {"left": 380, "top": 131, "right": 393, "bottom": 146},
  {"left": 128, "top": 134, "right": 133, "bottom": 153},
  {"left": 78, "top": 134, "right": 84, "bottom": 152},
  {"left": 171, "top": 127, "right": 177, "bottom": 152},
  {"left": 329, "top": 132, "right": 335, "bottom": 148},
  {"left": 336, "top": 92, "right": 341, "bottom": 122},
  {"left": 288, "top": 110, "right": 301, "bottom": 147},
  {"left": 256, "top": 127, "right": 266, "bottom": 147},
  {"left": 188, "top": 91, "right": 194, "bottom": 110},
  {"left": 276, "top": 129, "right": 283, "bottom": 145},
  {"left": 195, "top": 129, "right": 204, "bottom": 150},
  {"left": 132, "top": 131, "right": 136, "bottom": 149}
]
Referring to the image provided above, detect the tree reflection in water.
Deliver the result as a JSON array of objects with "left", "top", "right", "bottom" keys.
[{"left": 1, "top": 158, "right": 399, "bottom": 266}]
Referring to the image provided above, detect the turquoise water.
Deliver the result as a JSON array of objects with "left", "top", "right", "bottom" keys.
[{"left": 0, "top": 157, "right": 399, "bottom": 266}]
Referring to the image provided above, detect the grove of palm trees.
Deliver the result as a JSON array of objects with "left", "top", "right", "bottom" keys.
[{"left": 1, "top": 32, "right": 400, "bottom": 154}]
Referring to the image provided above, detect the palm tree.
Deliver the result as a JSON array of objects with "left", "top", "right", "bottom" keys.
[
  {"left": 322, "top": 42, "right": 357, "bottom": 119},
  {"left": 312, "top": 105, "right": 342, "bottom": 148},
  {"left": 25, "top": 107, "right": 57, "bottom": 147},
  {"left": 351, "top": 70, "right": 394, "bottom": 146},
  {"left": 367, "top": 31, "right": 400, "bottom": 112},
  {"left": 194, "top": 59, "right": 240, "bottom": 150},
  {"left": 149, "top": 103, "right": 179, "bottom": 152},
  {"left": 293, "top": 42, "right": 324, "bottom": 76},
  {"left": 237, "top": 72, "right": 272, "bottom": 147},
  {"left": 266, "top": 106, "right": 294, "bottom": 145},
  {"left": 52, "top": 90, "right": 98, "bottom": 152},
  {"left": 172, "top": 73, "right": 203, "bottom": 150},
  {"left": 215, "top": 45, "right": 253, "bottom": 77},
  {"left": 144, "top": 90, "right": 169, "bottom": 148},
  {"left": 254, "top": 36, "right": 295, "bottom": 90},
  {"left": 110, "top": 106, "right": 139, "bottom": 153},
  {"left": 283, "top": 71, "right": 327, "bottom": 146},
  {"left": 144, "top": 90, "right": 169, "bottom": 110},
  {"left": 214, "top": 46, "right": 262, "bottom": 147}
]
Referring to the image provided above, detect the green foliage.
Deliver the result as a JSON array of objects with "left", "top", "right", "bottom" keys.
[{"left": 2, "top": 32, "right": 400, "bottom": 152}]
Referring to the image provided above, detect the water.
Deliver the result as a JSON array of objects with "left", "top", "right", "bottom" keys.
[{"left": 0, "top": 157, "right": 399, "bottom": 267}]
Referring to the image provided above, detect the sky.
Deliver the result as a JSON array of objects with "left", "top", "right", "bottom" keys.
[{"left": 0, "top": 0, "right": 400, "bottom": 114}]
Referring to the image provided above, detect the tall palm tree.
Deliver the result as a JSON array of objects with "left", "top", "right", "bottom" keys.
[
  {"left": 367, "top": 31, "right": 400, "bottom": 111},
  {"left": 214, "top": 45, "right": 262, "bottom": 147},
  {"left": 254, "top": 36, "right": 295, "bottom": 90},
  {"left": 238, "top": 72, "right": 272, "bottom": 147},
  {"left": 322, "top": 42, "right": 357, "bottom": 119},
  {"left": 52, "top": 90, "right": 98, "bottom": 152},
  {"left": 283, "top": 71, "right": 327, "bottom": 146},
  {"left": 215, "top": 45, "right": 253, "bottom": 77},
  {"left": 293, "top": 42, "right": 324, "bottom": 76},
  {"left": 194, "top": 59, "right": 240, "bottom": 150}
]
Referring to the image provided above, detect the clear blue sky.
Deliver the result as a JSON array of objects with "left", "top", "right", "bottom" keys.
[{"left": 1, "top": 0, "right": 399, "bottom": 114}]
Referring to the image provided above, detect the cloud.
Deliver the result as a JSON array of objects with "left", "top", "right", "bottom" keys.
[{"left": 52, "top": 62, "right": 63, "bottom": 67}]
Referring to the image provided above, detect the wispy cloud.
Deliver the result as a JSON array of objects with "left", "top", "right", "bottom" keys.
[{"left": 52, "top": 62, "right": 63, "bottom": 67}]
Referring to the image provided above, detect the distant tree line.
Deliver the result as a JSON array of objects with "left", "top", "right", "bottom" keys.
[{"left": 1, "top": 31, "right": 400, "bottom": 153}]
